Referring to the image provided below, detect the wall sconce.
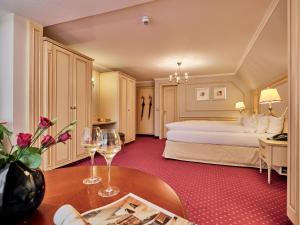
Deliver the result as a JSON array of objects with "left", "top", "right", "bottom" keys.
[
  {"left": 91, "top": 77, "right": 95, "bottom": 88},
  {"left": 235, "top": 101, "right": 245, "bottom": 113},
  {"left": 259, "top": 87, "right": 281, "bottom": 115}
]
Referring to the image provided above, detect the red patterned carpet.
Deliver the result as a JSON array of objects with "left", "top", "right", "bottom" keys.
[{"left": 73, "top": 137, "right": 290, "bottom": 225}]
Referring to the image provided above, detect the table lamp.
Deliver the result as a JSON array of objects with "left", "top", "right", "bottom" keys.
[
  {"left": 235, "top": 101, "right": 245, "bottom": 113},
  {"left": 259, "top": 87, "right": 281, "bottom": 115}
]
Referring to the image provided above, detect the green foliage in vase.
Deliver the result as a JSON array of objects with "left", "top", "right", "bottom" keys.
[{"left": 0, "top": 117, "right": 76, "bottom": 169}]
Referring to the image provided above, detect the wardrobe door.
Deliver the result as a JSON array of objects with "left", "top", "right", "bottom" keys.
[
  {"left": 51, "top": 45, "right": 73, "bottom": 168},
  {"left": 119, "top": 75, "right": 127, "bottom": 136},
  {"left": 72, "top": 55, "right": 92, "bottom": 161},
  {"left": 126, "top": 78, "right": 135, "bottom": 142},
  {"left": 42, "top": 41, "right": 53, "bottom": 170}
]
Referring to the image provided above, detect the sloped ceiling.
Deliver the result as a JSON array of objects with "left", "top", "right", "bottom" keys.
[
  {"left": 236, "top": 0, "right": 287, "bottom": 89},
  {"left": 0, "top": 0, "right": 154, "bottom": 26},
  {"left": 44, "top": 0, "right": 273, "bottom": 81}
]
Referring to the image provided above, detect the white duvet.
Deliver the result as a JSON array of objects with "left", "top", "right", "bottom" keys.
[
  {"left": 167, "top": 130, "right": 272, "bottom": 147},
  {"left": 166, "top": 120, "right": 246, "bottom": 133}
]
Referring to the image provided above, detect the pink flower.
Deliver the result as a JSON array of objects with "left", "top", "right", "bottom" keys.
[
  {"left": 17, "top": 133, "right": 32, "bottom": 148},
  {"left": 38, "top": 116, "right": 53, "bottom": 129},
  {"left": 58, "top": 131, "right": 71, "bottom": 144},
  {"left": 41, "top": 134, "right": 56, "bottom": 148}
]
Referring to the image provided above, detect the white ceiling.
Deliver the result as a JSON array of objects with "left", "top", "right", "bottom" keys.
[
  {"left": 0, "top": 0, "right": 154, "bottom": 26},
  {"left": 44, "top": 0, "right": 274, "bottom": 81},
  {"left": 237, "top": 0, "right": 287, "bottom": 89}
]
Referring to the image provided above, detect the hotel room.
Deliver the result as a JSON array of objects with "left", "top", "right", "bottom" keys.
[{"left": 0, "top": 0, "right": 300, "bottom": 224}]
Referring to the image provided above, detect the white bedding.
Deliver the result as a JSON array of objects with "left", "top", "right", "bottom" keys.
[
  {"left": 167, "top": 130, "right": 272, "bottom": 147},
  {"left": 166, "top": 120, "right": 246, "bottom": 133}
]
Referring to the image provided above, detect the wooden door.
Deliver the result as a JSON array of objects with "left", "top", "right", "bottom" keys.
[
  {"left": 72, "top": 55, "right": 91, "bottom": 161},
  {"left": 162, "top": 86, "right": 177, "bottom": 138},
  {"left": 119, "top": 76, "right": 127, "bottom": 136},
  {"left": 51, "top": 45, "right": 73, "bottom": 168},
  {"left": 126, "top": 78, "right": 135, "bottom": 142},
  {"left": 137, "top": 87, "right": 154, "bottom": 135}
]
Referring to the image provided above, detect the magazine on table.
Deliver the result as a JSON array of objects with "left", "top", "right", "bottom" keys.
[{"left": 81, "top": 193, "right": 194, "bottom": 225}]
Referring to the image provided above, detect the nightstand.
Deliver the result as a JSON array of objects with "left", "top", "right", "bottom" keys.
[{"left": 258, "top": 138, "right": 288, "bottom": 184}]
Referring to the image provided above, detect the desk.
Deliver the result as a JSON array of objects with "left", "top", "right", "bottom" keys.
[
  {"left": 259, "top": 138, "right": 288, "bottom": 184},
  {"left": 14, "top": 166, "right": 186, "bottom": 224}
]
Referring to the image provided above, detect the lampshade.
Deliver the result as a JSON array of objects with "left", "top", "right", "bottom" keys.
[
  {"left": 259, "top": 88, "right": 281, "bottom": 104},
  {"left": 235, "top": 101, "right": 245, "bottom": 110}
]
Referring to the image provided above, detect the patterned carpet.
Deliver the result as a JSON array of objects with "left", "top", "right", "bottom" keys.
[{"left": 72, "top": 137, "right": 290, "bottom": 225}]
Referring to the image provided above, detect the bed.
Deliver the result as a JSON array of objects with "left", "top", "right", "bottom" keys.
[{"left": 163, "top": 120, "right": 274, "bottom": 167}]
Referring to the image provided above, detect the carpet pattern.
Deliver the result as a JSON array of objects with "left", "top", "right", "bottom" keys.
[{"left": 72, "top": 137, "right": 290, "bottom": 225}]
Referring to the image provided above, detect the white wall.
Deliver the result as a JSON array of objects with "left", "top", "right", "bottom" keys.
[
  {"left": 0, "top": 13, "right": 30, "bottom": 133},
  {"left": 0, "top": 13, "right": 14, "bottom": 130}
]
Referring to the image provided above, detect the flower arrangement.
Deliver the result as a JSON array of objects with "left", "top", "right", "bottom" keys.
[{"left": 0, "top": 117, "right": 76, "bottom": 169}]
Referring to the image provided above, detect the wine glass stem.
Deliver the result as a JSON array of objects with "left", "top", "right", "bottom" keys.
[
  {"left": 106, "top": 158, "right": 112, "bottom": 191},
  {"left": 90, "top": 152, "right": 95, "bottom": 178}
]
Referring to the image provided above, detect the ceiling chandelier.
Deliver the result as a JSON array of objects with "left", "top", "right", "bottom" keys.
[{"left": 168, "top": 62, "right": 189, "bottom": 84}]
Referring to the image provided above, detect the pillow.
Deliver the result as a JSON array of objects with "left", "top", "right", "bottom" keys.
[
  {"left": 256, "top": 116, "right": 269, "bottom": 134},
  {"left": 242, "top": 115, "right": 257, "bottom": 133},
  {"left": 267, "top": 116, "right": 284, "bottom": 134}
]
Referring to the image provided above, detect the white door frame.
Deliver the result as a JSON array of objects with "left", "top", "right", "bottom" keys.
[{"left": 159, "top": 84, "right": 178, "bottom": 139}]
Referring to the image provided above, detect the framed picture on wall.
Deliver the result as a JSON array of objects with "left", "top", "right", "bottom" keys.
[
  {"left": 213, "top": 87, "right": 227, "bottom": 100},
  {"left": 196, "top": 88, "right": 210, "bottom": 101}
]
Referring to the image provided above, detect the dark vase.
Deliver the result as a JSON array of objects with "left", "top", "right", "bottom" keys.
[{"left": 0, "top": 161, "right": 45, "bottom": 219}]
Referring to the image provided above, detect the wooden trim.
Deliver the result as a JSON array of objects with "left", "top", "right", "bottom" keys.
[
  {"left": 118, "top": 71, "right": 136, "bottom": 81},
  {"left": 251, "top": 75, "right": 288, "bottom": 114},
  {"left": 43, "top": 37, "right": 94, "bottom": 61},
  {"left": 29, "top": 21, "right": 43, "bottom": 133},
  {"left": 136, "top": 80, "right": 154, "bottom": 87},
  {"left": 260, "top": 75, "right": 288, "bottom": 89},
  {"left": 179, "top": 117, "right": 238, "bottom": 121},
  {"left": 159, "top": 84, "right": 178, "bottom": 139},
  {"left": 287, "top": 0, "right": 299, "bottom": 223}
]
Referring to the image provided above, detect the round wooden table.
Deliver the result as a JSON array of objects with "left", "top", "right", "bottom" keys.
[{"left": 15, "top": 166, "right": 186, "bottom": 225}]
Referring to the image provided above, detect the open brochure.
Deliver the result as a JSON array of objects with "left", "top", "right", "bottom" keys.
[{"left": 54, "top": 193, "right": 194, "bottom": 225}]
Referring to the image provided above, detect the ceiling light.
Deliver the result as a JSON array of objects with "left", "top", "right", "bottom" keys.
[{"left": 168, "top": 62, "right": 188, "bottom": 84}]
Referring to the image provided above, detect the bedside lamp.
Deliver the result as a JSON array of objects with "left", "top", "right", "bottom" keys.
[
  {"left": 259, "top": 88, "right": 281, "bottom": 115},
  {"left": 235, "top": 101, "right": 245, "bottom": 113}
]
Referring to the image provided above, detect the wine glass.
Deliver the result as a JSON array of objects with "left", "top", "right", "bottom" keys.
[
  {"left": 81, "top": 127, "right": 102, "bottom": 185},
  {"left": 97, "top": 129, "right": 121, "bottom": 197}
]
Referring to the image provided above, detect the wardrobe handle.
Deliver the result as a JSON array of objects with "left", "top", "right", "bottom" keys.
[{"left": 70, "top": 106, "right": 77, "bottom": 110}]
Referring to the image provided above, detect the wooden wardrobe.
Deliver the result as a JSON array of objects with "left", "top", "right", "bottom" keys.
[
  {"left": 99, "top": 71, "right": 136, "bottom": 143},
  {"left": 42, "top": 38, "right": 93, "bottom": 170}
]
